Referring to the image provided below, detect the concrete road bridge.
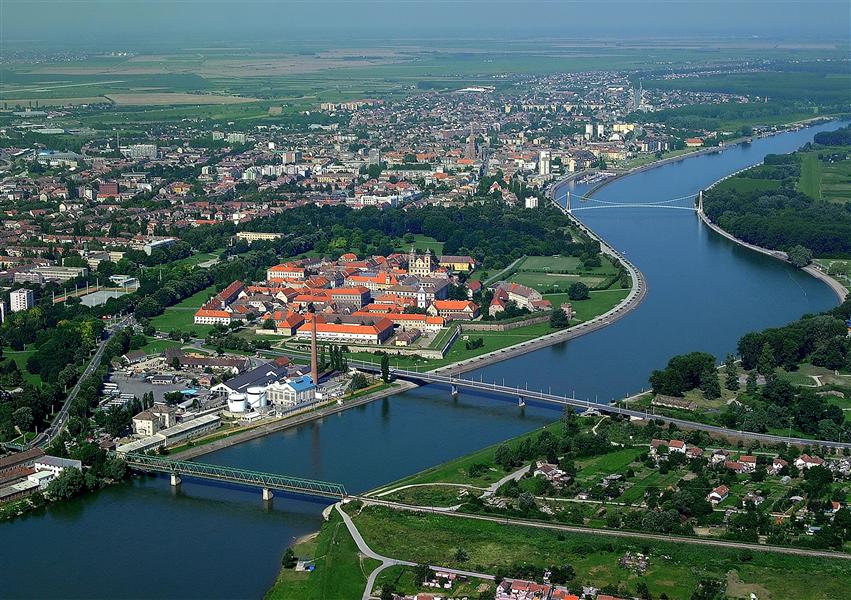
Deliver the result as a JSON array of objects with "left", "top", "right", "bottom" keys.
[
  {"left": 121, "top": 452, "right": 347, "bottom": 501},
  {"left": 350, "top": 363, "right": 851, "bottom": 451}
]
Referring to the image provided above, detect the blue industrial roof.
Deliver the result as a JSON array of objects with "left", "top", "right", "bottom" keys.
[{"left": 287, "top": 376, "right": 315, "bottom": 392}]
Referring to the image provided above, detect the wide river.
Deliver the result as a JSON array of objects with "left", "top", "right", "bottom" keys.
[{"left": 3, "top": 120, "right": 847, "bottom": 599}]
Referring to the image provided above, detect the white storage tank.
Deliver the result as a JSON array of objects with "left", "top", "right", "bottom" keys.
[
  {"left": 246, "top": 386, "right": 267, "bottom": 408},
  {"left": 227, "top": 392, "right": 247, "bottom": 413}
]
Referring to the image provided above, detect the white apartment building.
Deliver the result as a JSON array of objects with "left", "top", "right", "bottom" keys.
[{"left": 10, "top": 289, "right": 33, "bottom": 312}]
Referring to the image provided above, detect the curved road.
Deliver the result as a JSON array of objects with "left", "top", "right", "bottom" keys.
[{"left": 336, "top": 503, "right": 496, "bottom": 600}]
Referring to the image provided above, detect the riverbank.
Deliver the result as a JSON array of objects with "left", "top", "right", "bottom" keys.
[
  {"left": 576, "top": 117, "right": 836, "bottom": 201},
  {"left": 171, "top": 380, "right": 417, "bottom": 461},
  {"left": 697, "top": 170, "right": 849, "bottom": 303}
]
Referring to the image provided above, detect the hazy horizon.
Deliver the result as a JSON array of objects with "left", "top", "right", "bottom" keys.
[{"left": 2, "top": 0, "right": 850, "bottom": 51}]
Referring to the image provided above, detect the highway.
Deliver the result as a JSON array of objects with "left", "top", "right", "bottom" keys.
[{"left": 31, "top": 316, "right": 132, "bottom": 449}]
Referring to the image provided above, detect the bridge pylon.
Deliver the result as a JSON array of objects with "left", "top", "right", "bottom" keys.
[{"left": 565, "top": 191, "right": 571, "bottom": 213}]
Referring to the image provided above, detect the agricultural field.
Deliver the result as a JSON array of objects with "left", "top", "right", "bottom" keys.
[{"left": 797, "top": 148, "right": 851, "bottom": 203}]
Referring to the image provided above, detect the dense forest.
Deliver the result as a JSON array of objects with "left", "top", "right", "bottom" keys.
[{"left": 702, "top": 135, "right": 851, "bottom": 257}]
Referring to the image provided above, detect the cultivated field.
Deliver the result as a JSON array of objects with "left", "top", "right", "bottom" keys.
[{"left": 105, "top": 93, "right": 258, "bottom": 105}]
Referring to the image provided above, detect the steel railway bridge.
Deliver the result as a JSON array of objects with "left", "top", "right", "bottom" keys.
[{"left": 121, "top": 452, "right": 347, "bottom": 500}]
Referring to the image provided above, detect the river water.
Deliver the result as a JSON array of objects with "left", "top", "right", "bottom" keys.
[{"left": 2, "top": 120, "right": 846, "bottom": 599}]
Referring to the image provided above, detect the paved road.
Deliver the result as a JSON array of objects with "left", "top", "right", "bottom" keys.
[
  {"left": 357, "top": 497, "right": 851, "bottom": 561},
  {"left": 32, "top": 316, "right": 132, "bottom": 449}
]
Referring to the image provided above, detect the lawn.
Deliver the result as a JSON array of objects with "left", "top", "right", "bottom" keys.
[
  {"left": 551, "top": 288, "right": 630, "bottom": 322},
  {"left": 265, "top": 509, "right": 380, "bottom": 600},
  {"left": 138, "top": 339, "right": 185, "bottom": 356},
  {"left": 382, "top": 485, "right": 473, "bottom": 507},
  {"left": 396, "top": 234, "right": 444, "bottom": 254},
  {"left": 510, "top": 270, "right": 607, "bottom": 292},
  {"left": 574, "top": 447, "right": 643, "bottom": 486},
  {"left": 348, "top": 505, "right": 851, "bottom": 600},
  {"left": 150, "top": 284, "right": 218, "bottom": 335},
  {"left": 507, "top": 255, "right": 621, "bottom": 295},
  {"left": 3, "top": 348, "right": 41, "bottom": 386}
]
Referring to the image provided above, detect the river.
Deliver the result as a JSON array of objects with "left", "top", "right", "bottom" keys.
[{"left": 2, "top": 120, "right": 846, "bottom": 599}]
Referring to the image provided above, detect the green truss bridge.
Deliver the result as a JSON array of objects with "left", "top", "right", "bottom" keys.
[{"left": 122, "top": 452, "right": 347, "bottom": 501}]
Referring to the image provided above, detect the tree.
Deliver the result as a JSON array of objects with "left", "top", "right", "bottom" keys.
[
  {"left": 281, "top": 548, "right": 297, "bottom": 569},
  {"left": 699, "top": 366, "right": 721, "bottom": 400},
  {"left": 724, "top": 354, "right": 739, "bottom": 390},
  {"left": 171, "top": 357, "right": 181, "bottom": 370},
  {"left": 454, "top": 548, "right": 469, "bottom": 562},
  {"left": 518, "top": 491, "right": 536, "bottom": 512},
  {"left": 788, "top": 245, "right": 813, "bottom": 268},
  {"left": 46, "top": 467, "right": 86, "bottom": 500},
  {"left": 12, "top": 406, "right": 33, "bottom": 432},
  {"left": 746, "top": 370, "right": 758, "bottom": 395},
  {"left": 494, "top": 444, "right": 514, "bottom": 470},
  {"left": 756, "top": 342, "right": 776, "bottom": 378},
  {"left": 567, "top": 282, "right": 589, "bottom": 301},
  {"left": 380, "top": 354, "right": 390, "bottom": 383},
  {"left": 550, "top": 308, "right": 570, "bottom": 329},
  {"left": 262, "top": 318, "right": 276, "bottom": 331}
]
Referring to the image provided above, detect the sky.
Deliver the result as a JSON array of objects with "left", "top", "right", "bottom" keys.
[{"left": 2, "top": 0, "right": 850, "bottom": 49}]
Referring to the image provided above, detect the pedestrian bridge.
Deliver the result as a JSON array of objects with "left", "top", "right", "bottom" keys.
[
  {"left": 122, "top": 452, "right": 347, "bottom": 500},
  {"left": 560, "top": 189, "right": 701, "bottom": 213}
]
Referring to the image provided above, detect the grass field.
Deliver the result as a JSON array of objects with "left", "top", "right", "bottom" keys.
[
  {"left": 797, "top": 148, "right": 851, "bottom": 204},
  {"left": 507, "top": 255, "right": 621, "bottom": 294},
  {"left": 395, "top": 234, "right": 443, "bottom": 254},
  {"left": 4, "top": 348, "right": 41, "bottom": 386},
  {"left": 546, "top": 288, "right": 630, "bottom": 322},
  {"left": 138, "top": 339, "right": 185, "bottom": 355},
  {"left": 265, "top": 509, "right": 380, "bottom": 600},
  {"left": 798, "top": 152, "right": 823, "bottom": 200},
  {"left": 348, "top": 505, "right": 851, "bottom": 600},
  {"left": 150, "top": 284, "right": 218, "bottom": 336}
]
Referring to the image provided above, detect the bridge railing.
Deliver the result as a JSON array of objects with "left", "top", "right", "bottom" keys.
[{"left": 123, "top": 453, "right": 347, "bottom": 498}]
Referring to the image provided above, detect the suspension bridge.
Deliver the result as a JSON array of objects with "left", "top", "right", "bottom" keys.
[
  {"left": 121, "top": 452, "right": 348, "bottom": 500},
  {"left": 560, "top": 188, "right": 703, "bottom": 213}
]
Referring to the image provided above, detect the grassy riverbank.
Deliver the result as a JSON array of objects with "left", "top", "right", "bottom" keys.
[
  {"left": 265, "top": 509, "right": 380, "bottom": 600},
  {"left": 348, "top": 504, "right": 851, "bottom": 600}
]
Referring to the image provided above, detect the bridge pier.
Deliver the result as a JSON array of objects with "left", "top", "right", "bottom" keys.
[
  {"left": 518, "top": 396, "right": 525, "bottom": 407},
  {"left": 170, "top": 473, "right": 181, "bottom": 487},
  {"left": 262, "top": 487, "right": 274, "bottom": 501},
  {"left": 451, "top": 384, "right": 458, "bottom": 398}
]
